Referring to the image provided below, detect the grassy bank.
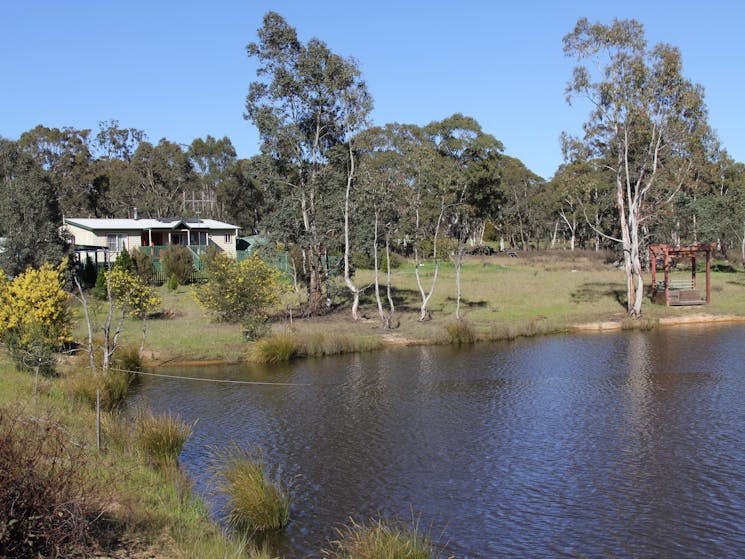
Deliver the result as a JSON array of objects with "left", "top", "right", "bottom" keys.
[
  {"left": 71, "top": 251, "right": 745, "bottom": 365},
  {"left": 0, "top": 358, "right": 266, "bottom": 559}
]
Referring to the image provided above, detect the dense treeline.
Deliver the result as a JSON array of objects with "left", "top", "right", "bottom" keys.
[{"left": 2, "top": 13, "right": 745, "bottom": 316}]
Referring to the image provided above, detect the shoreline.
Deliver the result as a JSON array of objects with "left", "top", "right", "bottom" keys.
[{"left": 145, "top": 312, "right": 745, "bottom": 368}]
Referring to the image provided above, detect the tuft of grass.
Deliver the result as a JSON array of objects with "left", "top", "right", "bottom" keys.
[
  {"left": 134, "top": 409, "right": 193, "bottom": 468},
  {"left": 443, "top": 320, "right": 476, "bottom": 344},
  {"left": 488, "top": 319, "right": 563, "bottom": 342},
  {"left": 324, "top": 517, "right": 437, "bottom": 559},
  {"left": 214, "top": 445, "right": 291, "bottom": 535}
]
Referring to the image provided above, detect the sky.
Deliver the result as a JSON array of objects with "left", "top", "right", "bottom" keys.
[{"left": 2, "top": 1, "right": 744, "bottom": 180}]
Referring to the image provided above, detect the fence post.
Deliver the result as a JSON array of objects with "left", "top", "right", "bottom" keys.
[{"left": 96, "top": 389, "right": 101, "bottom": 452}]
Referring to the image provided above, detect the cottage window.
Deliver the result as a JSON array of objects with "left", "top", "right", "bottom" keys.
[
  {"left": 106, "top": 234, "right": 128, "bottom": 252},
  {"left": 190, "top": 231, "right": 207, "bottom": 246},
  {"left": 225, "top": 233, "right": 232, "bottom": 243}
]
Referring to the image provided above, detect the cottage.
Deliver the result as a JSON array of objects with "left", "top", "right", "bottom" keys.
[{"left": 63, "top": 216, "right": 240, "bottom": 268}]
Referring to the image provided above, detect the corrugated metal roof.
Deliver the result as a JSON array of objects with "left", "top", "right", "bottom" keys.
[{"left": 64, "top": 217, "right": 238, "bottom": 230}]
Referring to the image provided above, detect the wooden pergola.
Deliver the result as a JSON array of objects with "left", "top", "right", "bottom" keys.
[{"left": 649, "top": 243, "right": 715, "bottom": 306}]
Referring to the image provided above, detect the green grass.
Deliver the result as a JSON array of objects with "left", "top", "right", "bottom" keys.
[
  {"left": 325, "top": 517, "right": 438, "bottom": 559},
  {"left": 70, "top": 285, "right": 247, "bottom": 363}
]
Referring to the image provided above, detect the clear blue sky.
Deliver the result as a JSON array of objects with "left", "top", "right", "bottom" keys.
[{"left": 2, "top": 1, "right": 743, "bottom": 180}]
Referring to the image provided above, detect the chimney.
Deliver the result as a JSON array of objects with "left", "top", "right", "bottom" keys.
[{"left": 133, "top": 207, "right": 139, "bottom": 220}]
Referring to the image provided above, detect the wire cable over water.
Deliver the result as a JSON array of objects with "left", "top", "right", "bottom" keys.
[{"left": 106, "top": 366, "right": 314, "bottom": 387}]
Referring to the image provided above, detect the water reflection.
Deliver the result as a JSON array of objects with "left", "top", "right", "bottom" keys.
[{"left": 132, "top": 324, "right": 745, "bottom": 558}]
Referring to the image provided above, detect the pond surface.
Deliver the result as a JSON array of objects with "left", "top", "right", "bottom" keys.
[{"left": 132, "top": 324, "right": 745, "bottom": 558}]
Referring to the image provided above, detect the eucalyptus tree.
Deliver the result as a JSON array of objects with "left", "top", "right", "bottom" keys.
[
  {"left": 339, "top": 65, "right": 373, "bottom": 320},
  {"left": 188, "top": 135, "right": 238, "bottom": 219},
  {"left": 357, "top": 125, "right": 409, "bottom": 328},
  {"left": 18, "top": 125, "right": 98, "bottom": 216},
  {"left": 695, "top": 154, "right": 745, "bottom": 258},
  {"left": 245, "top": 11, "right": 372, "bottom": 315},
  {"left": 221, "top": 156, "right": 268, "bottom": 233},
  {"left": 94, "top": 119, "right": 146, "bottom": 163},
  {"left": 549, "top": 161, "right": 615, "bottom": 251},
  {"left": 399, "top": 124, "right": 451, "bottom": 321},
  {"left": 0, "top": 140, "right": 68, "bottom": 276},
  {"left": 498, "top": 155, "right": 546, "bottom": 250},
  {"left": 91, "top": 120, "right": 148, "bottom": 217},
  {"left": 425, "top": 114, "right": 503, "bottom": 318},
  {"left": 112, "top": 139, "right": 197, "bottom": 218},
  {"left": 564, "top": 18, "right": 713, "bottom": 317}
]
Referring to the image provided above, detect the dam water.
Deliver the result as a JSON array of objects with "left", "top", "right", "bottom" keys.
[{"left": 132, "top": 324, "right": 745, "bottom": 558}]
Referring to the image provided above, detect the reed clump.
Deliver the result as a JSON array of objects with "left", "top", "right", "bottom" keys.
[
  {"left": 67, "top": 369, "right": 137, "bottom": 411},
  {"left": 133, "top": 409, "right": 193, "bottom": 468},
  {"left": 214, "top": 445, "right": 291, "bottom": 535},
  {"left": 324, "top": 517, "right": 437, "bottom": 559},
  {"left": 246, "top": 333, "right": 297, "bottom": 363},
  {"left": 443, "top": 320, "right": 476, "bottom": 345},
  {"left": 246, "top": 332, "right": 383, "bottom": 363}
]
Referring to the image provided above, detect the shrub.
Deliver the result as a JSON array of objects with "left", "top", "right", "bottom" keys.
[
  {"left": 0, "top": 406, "right": 97, "bottom": 558},
  {"left": 353, "top": 249, "right": 401, "bottom": 272},
  {"left": 134, "top": 409, "right": 193, "bottom": 468},
  {"left": 113, "top": 246, "right": 134, "bottom": 272},
  {"left": 0, "top": 262, "right": 72, "bottom": 349},
  {"left": 93, "top": 266, "right": 108, "bottom": 299},
  {"left": 443, "top": 320, "right": 476, "bottom": 344},
  {"left": 324, "top": 517, "right": 436, "bottom": 559},
  {"left": 215, "top": 445, "right": 291, "bottom": 534},
  {"left": 132, "top": 248, "right": 156, "bottom": 285},
  {"left": 162, "top": 245, "right": 196, "bottom": 284},
  {"left": 112, "top": 344, "right": 144, "bottom": 372},
  {"left": 167, "top": 273, "right": 179, "bottom": 291},
  {"left": 194, "top": 252, "right": 284, "bottom": 329}
]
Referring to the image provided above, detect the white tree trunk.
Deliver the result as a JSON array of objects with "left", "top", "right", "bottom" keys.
[
  {"left": 414, "top": 196, "right": 444, "bottom": 321},
  {"left": 343, "top": 138, "right": 361, "bottom": 320}
]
